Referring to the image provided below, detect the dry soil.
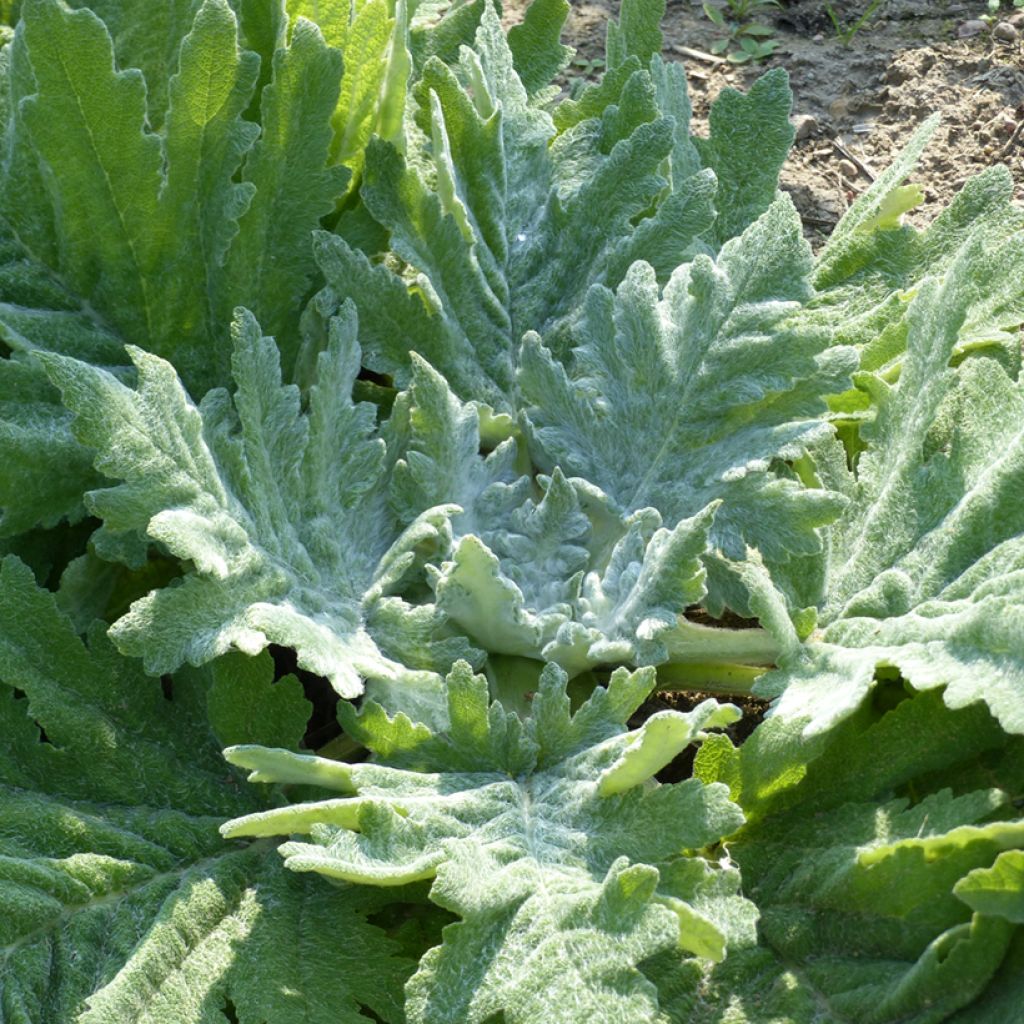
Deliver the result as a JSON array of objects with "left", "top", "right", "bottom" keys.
[{"left": 504, "top": 0, "right": 1024, "bottom": 245}]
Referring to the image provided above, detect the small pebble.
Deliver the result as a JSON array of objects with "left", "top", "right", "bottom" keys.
[
  {"left": 812, "top": 32, "right": 825, "bottom": 43},
  {"left": 838, "top": 159, "right": 859, "bottom": 180},
  {"left": 791, "top": 114, "right": 818, "bottom": 142},
  {"left": 957, "top": 19, "right": 987, "bottom": 38},
  {"left": 993, "top": 21, "right": 1020, "bottom": 42}
]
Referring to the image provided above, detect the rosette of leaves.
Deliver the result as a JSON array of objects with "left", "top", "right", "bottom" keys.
[{"left": 0, "top": 0, "right": 1022, "bottom": 1021}]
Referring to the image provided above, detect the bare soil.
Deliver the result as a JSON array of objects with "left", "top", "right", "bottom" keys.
[{"left": 504, "top": 0, "right": 1024, "bottom": 245}]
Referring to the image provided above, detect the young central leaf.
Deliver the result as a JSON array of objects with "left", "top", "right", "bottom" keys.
[
  {"left": 222, "top": 662, "right": 753, "bottom": 1023},
  {"left": 44, "top": 304, "right": 471, "bottom": 697},
  {"left": 393, "top": 356, "right": 771, "bottom": 676}
]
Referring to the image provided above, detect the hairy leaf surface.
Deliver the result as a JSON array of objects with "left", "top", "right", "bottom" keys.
[
  {"left": 520, "top": 199, "right": 856, "bottom": 611},
  {"left": 762, "top": 233, "right": 1024, "bottom": 736},
  {"left": 2, "top": 0, "right": 347, "bottom": 396},
  {"left": 0, "top": 1, "right": 1022, "bottom": 1021},
  {"left": 223, "top": 662, "right": 752, "bottom": 1022},
  {"left": 683, "top": 688, "right": 1024, "bottom": 1022},
  {"left": 0, "top": 556, "right": 411, "bottom": 1023},
  {"left": 317, "top": 1, "right": 742, "bottom": 413},
  {"left": 45, "top": 304, "right": 468, "bottom": 696},
  {"left": 394, "top": 356, "right": 780, "bottom": 675}
]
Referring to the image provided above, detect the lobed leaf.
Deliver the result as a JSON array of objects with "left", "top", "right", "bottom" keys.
[
  {"left": 685, "top": 687, "right": 1024, "bottom": 1022},
  {"left": 520, "top": 199, "right": 855, "bottom": 611},
  {"left": 44, "top": 304, "right": 470, "bottom": 697},
  {"left": 0, "top": 556, "right": 411, "bottom": 1024},
  {"left": 762, "top": 231, "right": 1024, "bottom": 736},
  {"left": 320, "top": 1, "right": 722, "bottom": 413},
  {"left": 2, "top": 0, "right": 353, "bottom": 396},
  {"left": 223, "top": 661, "right": 751, "bottom": 1022}
]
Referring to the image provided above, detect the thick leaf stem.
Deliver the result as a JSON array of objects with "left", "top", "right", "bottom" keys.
[
  {"left": 664, "top": 618, "right": 780, "bottom": 666},
  {"left": 655, "top": 660, "right": 767, "bottom": 697}
]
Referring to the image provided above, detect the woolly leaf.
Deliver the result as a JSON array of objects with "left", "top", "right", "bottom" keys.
[
  {"left": 680, "top": 688, "right": 1024, "bottom": 1022},
  {"left": 330, "top": 0, "right": 408, "bottom": 176},
  {"left": 14, "top": 0, "right": 165, "bottom": 355},
  {"left": 810, "top": 121, "right": 1024, "bottom": 406},
  {"left": 207, "top": 649, "right": 312, "bottom": 749},
  {"left": 0, "top": 556, "right": 411, "bottom": 1024},
  {"left": 319, "top": 1, "right": 695, "bottom": 411},
  {"left": 395, "top": 360, "right": 778, "bottom": 677},
  {"left": 762, "top": 233, "right": 1024, "bottom": 735},
  {"left": 955, "top": 850, "right": 1024, "bottom": 924},
  {"left": 520, "top": 198, "right": 855, "bottom": 610},
  {"left": 0, "top": 356, "right": 99, "bottom": 536},
  {"left": 5, "top": 0, "right": 348, "bottom": 396},
  {"left": 44, "top": 304, "right": 465, "bottom": 697},
  {"left": 606, "top": 0, "right": 664, "bottom": 70},
  {"left": 221, "top": 15, "right": 348, "bottom": 380},
  {"left": 0, "top": 226, "right": 130, "bottom": 536},
  {"left": 223, "top": 662, "right": 751, "bottom": 1022},
  {"left": 507, "top": 0, "right": 571, "bottom": 96},
  {"left": 63, "top": 0, "right": 203, "bottom": 130},
  {"left": 693, "top": 68, "right": 794, "bottom": 248}
]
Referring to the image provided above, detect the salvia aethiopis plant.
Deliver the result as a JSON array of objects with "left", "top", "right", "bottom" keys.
[{"left": 1, "top": 0, "right": 1023, "bottom": 1020}]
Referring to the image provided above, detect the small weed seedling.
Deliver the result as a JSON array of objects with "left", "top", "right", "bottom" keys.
[
  {"left": 824, "top": 0, "right": 887, "bottom": 44},
  {"left": 571, "top": 53, "right": 606, "bottom": 77},
  {"left": 703, "top": 0, "right": 781, "bottom": 63}
]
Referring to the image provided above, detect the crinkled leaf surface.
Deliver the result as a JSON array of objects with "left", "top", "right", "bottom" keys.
[
  {"left": 394, "top": 355, "right": 780, "bottom": 676},
  {"left": 692, "top": 69, "right": 795, "bottom": 249},
  {"left": 520, "top": 199, "right": 855, "bottom": 610},
  {"left": 45, "top": 303, "right": 466, "bottom": 697},
  {"left": 557, "top": 5, "right": 791, "bottom": 261},
  {"left": 317, "top": 0, "right": 723, "bottom": 412},
  {"left": 762, "top": 231, "right": 1024, "bottom": 736},
  {"left": 0, "top": 556, "right": 412, "bottom": 1024},
  {"left": 0, "top": 227, "right": 128, "bottom": 535},
  {"left": 0, "top": 354, "right": 98, "bottom": 536},
  {"left": 63, "top": 0, "right": 202, "bottom": 130},
  {"left": 789, "top": 119, "right": 1024, "bottom": 440},
  {"left": 605, "top": 0, "right": 664, "bottom": 70},
  {"left": 814, "top": 120, "right": 1024, "bottom": 376},
  {"left": 677, "top": 687, "right": 1024, "bottom": 1022},
  {"left": 506, "top": 0, "right": 572, "bottom": 96},
  {"left": 0, "top": 2, "right": 1022, "bottom": 1022},
  {"left": 219, "top": 13, "right": 347, "bottom": 375},
  {"left": 223, "top": 661, "right": 751, "bottom": 1022},
  {"left": 433, "top": 484, "right": 720, "bottom": 675},
  {"left": 2, "top": 0, "right": 346, "bottom": 396}
]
